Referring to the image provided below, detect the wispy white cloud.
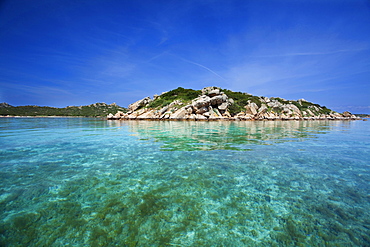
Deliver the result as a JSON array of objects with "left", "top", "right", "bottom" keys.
[
  {"left": 145, "top": 51, "right": 169, "bottom": 63},
  {"left": 174, "top": 55, "right": 226, "bottom": 81},
  {"left": 224, "top": 62, "right": 308, "bottom": 93},
  {"left": 0, "top": 80, "right": 74, "bottom": 95},
  {"left": 224, "top": 63, "right": 342, "bottom": 97},
  {"left": 251, "top": 47, "right": 369, "bottom": 58},
  {"left": 145, "top": 20, "right": 170, "bottom": 46},
  {"left": 221, "top": 31, "right": 370, "bottom": 97}
]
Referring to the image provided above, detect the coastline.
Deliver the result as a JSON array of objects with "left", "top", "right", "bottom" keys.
[
  {"left": 106, "top": 116, "right": 363, "bottom": 121},
  {"left": 0, "top": 115, "right": 363, "bottom": 121},
  {"left": 0, "top": 115, "right": 101, "bottom": 118}
]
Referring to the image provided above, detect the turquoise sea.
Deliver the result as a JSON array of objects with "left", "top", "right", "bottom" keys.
[{"left": 0, "top": 118, "right": 369, "bottom": 246}]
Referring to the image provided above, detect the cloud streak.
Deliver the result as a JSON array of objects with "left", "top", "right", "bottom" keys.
[
  {"left": 252, "top": 47, "right": 369, "bottom": 58},
  {"left": 175, "top": 55, "right": 226, "bottom": 81}
]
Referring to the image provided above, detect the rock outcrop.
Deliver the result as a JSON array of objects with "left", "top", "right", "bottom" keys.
[
  {"left": 107, "top": 87, "right": 360, "bottom": 121},
  {"left": 0, "top": 102, "right": 13, "bottom": 108},
  {"left": 128, "top": 97, "right": 152, "bottom": 112}
]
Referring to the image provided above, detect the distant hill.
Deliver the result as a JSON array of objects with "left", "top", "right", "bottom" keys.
[
  {"left": 355, "top": 114, "right": 370, "bottom": 118},
  {"left": 0, "top": 102, "right": 127, "bottom": 117},
  {"left": 108, "top": 86, "right": 359, "bottom": 120},
  {"left": 0, "top": 103, "right": 12, "bottom": 108}
]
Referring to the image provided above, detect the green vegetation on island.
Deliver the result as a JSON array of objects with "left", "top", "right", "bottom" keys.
[
  {"left": 0, "top": 102, "right": 127, "bottom": 117},
  {"left": 220, "top": 89, "right": 264, "bottom": 115},
  {"left": 138, "top": 87, "right": 333, "bottom": 116},
  {"left": 142, "top": 87, "right": 333, "bottom": 116},
  {"left": 147, "top": 87, "right": 202, "bottom": 109}
]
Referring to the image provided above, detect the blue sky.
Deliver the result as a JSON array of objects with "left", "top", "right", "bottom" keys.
[{"left": 0, "top": 0, "right": 369, "bottom": 113}]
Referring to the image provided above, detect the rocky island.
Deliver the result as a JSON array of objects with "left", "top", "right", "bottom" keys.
[{"left": 107, "top": 87, "right": 359, "bottom": 121}]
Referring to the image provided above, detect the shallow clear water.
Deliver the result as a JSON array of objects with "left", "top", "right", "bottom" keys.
[{"left": 0, "top": 118, "right": 369, "bottom": 246}]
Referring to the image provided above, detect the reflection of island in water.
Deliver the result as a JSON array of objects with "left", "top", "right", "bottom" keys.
[{"left": 108, "top": 120, "right": 344, "bottom": 151}]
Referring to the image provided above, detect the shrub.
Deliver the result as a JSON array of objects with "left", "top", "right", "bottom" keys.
[
  {"left": 147, "top": 87, "right": 201, "bottom": 109},
  {"left": 221, "top": 89, "right": 262, "bottom": 116}
]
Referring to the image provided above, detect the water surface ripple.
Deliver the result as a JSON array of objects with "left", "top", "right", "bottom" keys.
[{"left": 0, "top": 118, "right": 369, "bottom": 246}]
